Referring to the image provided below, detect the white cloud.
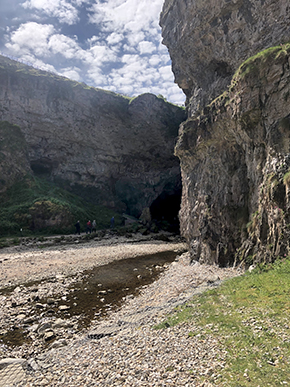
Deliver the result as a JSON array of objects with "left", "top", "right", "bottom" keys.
[
  {"left": 89, "top": 0, "right": 163, "bottom": 32},
  {"left": 149, "top": 55, "right": 161, "bottom": 66},
  {"left": 89, "top": 44, "right": 118, "bottom": 64},
  {"left": 5, "top": 22, "right": 54, "bottom": 56},
  {"left": 138, "top": 41, "right": 156, "bottom": 55},
  {"left": 106, "top": 32, "right": 124, "bottom": 46},
  {"left": 2, "top": 0, "right": 185, "bottom": 105},
  {"left": 159, "top": 65, "right": 174, "bottom": 81},
  {"left": 88, "top": 0, "right": 163, "bottom": 47},
  {"left": 59, "top": 66, "right": 81, "bottom": 81},
  {"left": 22, "top": 0, "right": 80, "bottom": 25},
  {"left": 48, "top": 34, "right": 81, "bottom": 59}
]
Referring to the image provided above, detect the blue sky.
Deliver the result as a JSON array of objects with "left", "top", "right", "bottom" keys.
[{"left": 0, "top": 0, "right": 185, "bottom": 105}]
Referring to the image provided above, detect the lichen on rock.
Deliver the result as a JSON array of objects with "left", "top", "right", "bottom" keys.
[{"left": 161, "top": 0, "right": 290, "bottom": 266}]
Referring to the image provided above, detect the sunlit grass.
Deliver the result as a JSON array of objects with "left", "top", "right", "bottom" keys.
[{"left": 155, "top": 259, "right": 290, "bottom": 385}]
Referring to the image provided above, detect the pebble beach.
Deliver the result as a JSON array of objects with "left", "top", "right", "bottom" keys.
[{"left": 0, "top": 234, "right": 242, "bottom": 386}]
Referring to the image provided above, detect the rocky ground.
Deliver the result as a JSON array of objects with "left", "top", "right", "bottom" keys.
[{"left": 0, "top": 232, "right": 243, "bottom": 386}]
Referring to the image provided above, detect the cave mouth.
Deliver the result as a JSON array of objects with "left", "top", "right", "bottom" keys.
[{"left": 150, "top": 188, "right": 182, "bottom": 233}]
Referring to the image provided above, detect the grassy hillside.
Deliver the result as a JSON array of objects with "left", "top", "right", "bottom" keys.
[
  {"left": 155, "top": 260, "right": 290, "bottom": 386},
  {"left": 0, "top": 175, "right": 122, "bottom": 236}
]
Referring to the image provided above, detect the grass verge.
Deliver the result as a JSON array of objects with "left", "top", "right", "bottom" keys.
[{"left": 154, "top": 259, "right": 290, "bottom": 386}]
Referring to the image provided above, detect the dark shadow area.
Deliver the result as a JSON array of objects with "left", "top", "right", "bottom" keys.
[{"left": 150, "top": 188, "right": 182, "bottom": 233}]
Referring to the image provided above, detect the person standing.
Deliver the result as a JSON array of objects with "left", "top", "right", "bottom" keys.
[
  {"left": 92, "top": 219, "right": 96, "bottom": 233},
  {"left": 110, "top": 216, "right": 115, "bottom": 228},
  {"left": 75, "top": 220, "right": 81, "bottom": 235},
  {"left": 86, "top": 220, "right": 92, "bottom": 234}
]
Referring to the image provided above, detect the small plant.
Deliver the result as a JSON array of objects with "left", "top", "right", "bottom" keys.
[{"left": 283, "top": 171, "right": 290, "bottom": 187}]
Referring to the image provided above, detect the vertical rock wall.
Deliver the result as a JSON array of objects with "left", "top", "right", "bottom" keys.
[
  {"left": 176, "top": 47, "right": 290, "bottom": 265},
  {"left": 0, "top": 55, "right": 186, "bottom": 217},
  {"left": 160, "top": 0, "right": 290, "bottom": 115},
  {"left": 161, "top": 0, "right": 290, "bottom": 265}
]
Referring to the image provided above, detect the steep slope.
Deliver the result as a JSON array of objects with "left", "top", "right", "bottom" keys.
[
  {"left": 176, "top": 45, "right": 290, "bottom": 266},
  {"left": 160, "top": 0, "right": 290, "bottom": 115},
  {"left": 0, "top": 55, "right": 186, "bottom": 219},
  {"left": 0, "top": 121, "right": 31, "bottom": 192},
  {"left": 160, "top": 1, "right": 290, "bottom": 265}
]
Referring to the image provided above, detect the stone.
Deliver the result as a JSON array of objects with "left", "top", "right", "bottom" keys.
[
  {"left": 52, "top": 318, "right": 67, "bottom": 329},
  {"left": 16, "top": 314, "right": 26, "bottom": 320},
  {"left": 98, "top": 290, "right": 107, "bottom": 295},
  {"left": 38, "top": 322, "right": 52, "bottom": 334},
  {"left": 43, "top": 331, "right": 56, "bottom": 341},
  {"left": 0, "top": 358, "right": 27, "bottom": 370},
  {"left": 47, "top": 298, "right": 56, "bottom": 305},
  {"left": 35, "top": 303, "right": 45, "bottom": 309},
  {"left": 27, "top": 358, "right": 39, "bottom": 372},
  {"left": 0, "top": 55, "right": 185, "bottom": 218},
  {"left": 49, "top": 339, "right": 67, "bottom": 349},
  {"left": 160, "top": 0, "right": 290, "bottom": 266},
  {"left": 58, "top": 305, "right": 70, "bottom": 311}
]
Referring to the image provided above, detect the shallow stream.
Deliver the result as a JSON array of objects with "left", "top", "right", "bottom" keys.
[{"left": 0, "top": 250, "right": 181, "bottom": 348}]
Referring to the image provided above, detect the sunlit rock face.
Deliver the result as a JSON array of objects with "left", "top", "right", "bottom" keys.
[
  {"left": 0, "top": 55, "right": 186, "bottom": 217},
  {"left": 160, "top": 0, "right": 290, "bottom": 115},
  {"left": 161, "top": 0, "right": 290, "bottom": 265}
]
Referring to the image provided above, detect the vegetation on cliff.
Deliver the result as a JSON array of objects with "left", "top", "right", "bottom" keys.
[
  {"left": 0, "top": 176, "right": 121, "bottom": 236},
  {"left": 175, "top": 39, "right": 290, "bottom": 266}
]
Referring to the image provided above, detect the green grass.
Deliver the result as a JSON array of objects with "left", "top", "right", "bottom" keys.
[
  {"left": 154, "top": 259, "right": 290, "bottom": 386},
  {"left": 0, "top": 175, "right": 122, "bottom": 236},
  {"left": 232, "top": 42, "right": 290, "bottom": 83}
]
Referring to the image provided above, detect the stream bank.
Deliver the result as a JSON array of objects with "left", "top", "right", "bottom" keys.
[
  {"left": 0, "top": 242, "right": 242, "bottom": 387},
  {"left": 0, "top": 232, "right": 187, "bottom": 359}
]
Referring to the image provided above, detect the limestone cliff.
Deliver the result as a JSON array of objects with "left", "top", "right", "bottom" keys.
[
  {"left": 0, "top": 121, "right": 31, "bottom": 192},
  {"left": 160, "top": 0, "right": 290, "bottom": 265},
  {"left": 0, "top": 55, "right": 185, "bottom": 218},
  {"left": 160, "top": 0, "right": 290, "bottom": 115}
]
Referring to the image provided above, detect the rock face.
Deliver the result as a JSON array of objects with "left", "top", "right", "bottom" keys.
[
  {"left": 0, "top": 55, "right": 185, "bottom": 217},
  {"left": 0, "top": 121, "right": 31, "bottom": 192},
  {"left": 160, "top": 0, "right": 290, "bottom": 115},
  {"left": 160, "top": 1, "right": 290, "bottom": 265}
]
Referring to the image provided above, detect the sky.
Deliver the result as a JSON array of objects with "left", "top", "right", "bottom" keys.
[{"left": 0, "top": 0, "right": 185, "bottom": 105}]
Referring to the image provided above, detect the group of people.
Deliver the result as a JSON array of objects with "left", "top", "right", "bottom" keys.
[{"left": 74, "top": 216, "right": 115, "bottom": 235}]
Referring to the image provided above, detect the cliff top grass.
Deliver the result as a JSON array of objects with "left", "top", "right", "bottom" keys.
[
  {"left": 0, "top": 54, "right": 131, "bottom": 101},
  {"left": 155, "top": 258, "right": 290, "bottom": 386}
]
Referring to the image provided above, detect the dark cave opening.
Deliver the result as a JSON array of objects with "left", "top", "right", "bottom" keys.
[{"left": 150, "top": 188, "right": 182, "bottom": 233}]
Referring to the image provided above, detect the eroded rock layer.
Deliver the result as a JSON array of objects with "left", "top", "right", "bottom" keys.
[
  {"left": 160, "top": 0, "right": 290, "bottom": 115},
  {"left": 177, "top": 47, "right": 290, "bottom": 265},
  {"left": 161, "top": 0, "right": 290, "bottom": 265},
  {"left": 0, "top": 55, "right": 186, "bottom": 217}
]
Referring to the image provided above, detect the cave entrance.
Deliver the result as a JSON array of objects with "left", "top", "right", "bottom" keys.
[{"left": 150, "top": 188, "right": 182, "bottom": 233}]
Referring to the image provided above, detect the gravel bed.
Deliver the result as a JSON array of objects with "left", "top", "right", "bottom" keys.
[{"left": 0, "top": 235, "right": 242, "bottom": 386}]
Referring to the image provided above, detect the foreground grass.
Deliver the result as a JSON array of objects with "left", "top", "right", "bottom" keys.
[{"left": 155, "top": 260, "right": 290, "bottom": 386}]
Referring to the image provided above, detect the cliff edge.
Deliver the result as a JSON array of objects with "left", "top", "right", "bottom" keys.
[
  {"left": 0, "top": 55, "right": 186, "bottom": 220},
  {"left": 161, "top": 0, "right": 290, "bottom": 266},
  {"left": 161, "top": 0, "right": 290, "bottom": 115}
]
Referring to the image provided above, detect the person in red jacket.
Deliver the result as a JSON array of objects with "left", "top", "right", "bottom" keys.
[{"left": 86, "top": 220, "right": 92, "bottom": 234}]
